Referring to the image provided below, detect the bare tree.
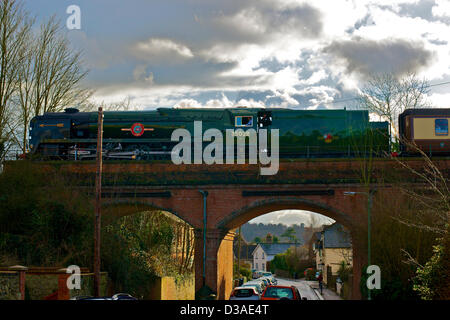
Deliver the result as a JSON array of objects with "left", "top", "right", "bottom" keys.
[
  {"left": 358, "top": 72, "right": 430, "bottom": 141},
  {"left": 392, "top": 140, "right": 450, "bottom": 299},
  {"left": 393, "top": 141, "right": 449, "bottom": 235},
  {"left": 11, "top": 15, "right": 92, "bottom": 153},
  {"left": 15, "top": 25, "right": 35, "bottom": 153},
  {"left": 83, "top": 96, "right": 134, "bottom": 112},
  {"left": 32, "top": 16, "right": 91, "bottom": 115},
  {"left": 0, "top": 0, "right": 32, "bottom": 160}
]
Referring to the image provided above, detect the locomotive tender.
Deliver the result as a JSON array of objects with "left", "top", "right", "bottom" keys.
[{"left": 28, "top": 107, "right": 391, "bottom": 160}]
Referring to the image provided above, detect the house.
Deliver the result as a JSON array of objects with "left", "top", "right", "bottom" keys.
[
  {"left": 307, "top": 231, "right": 322, "bottom": 260},
  {"left": 252, "top": 243, "right": 294, "bottom": 271},
  {"left": 233, "top": 233, "right": 257, "bottom": 268},
  {"left": 314, "top": 223, "right": 352, "bottom": 284}
]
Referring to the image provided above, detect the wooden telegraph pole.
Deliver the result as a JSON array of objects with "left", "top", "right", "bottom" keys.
[
  {"left": 237, "top": 227, "right": 241, "bottom": 276},
  {"left": 94, "top": 107, "right": 103, "bottom": 297}
]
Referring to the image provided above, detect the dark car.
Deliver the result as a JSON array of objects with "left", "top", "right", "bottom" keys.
[
  {"left": 260, "top": 285, "right": 306, "bottom": 301},
  {"left": 70, "top": 293, "right": 137, "bottom": 300}
]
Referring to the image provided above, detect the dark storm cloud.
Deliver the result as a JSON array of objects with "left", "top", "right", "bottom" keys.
[
  {"left": 208, "top": 2, "right": 323, "bottom": 45},
  {"left": 59, "top": 0, "right": 324, "bottom": 94},
  {"left": 261, "top": 4, "right": 323, "bottom": 38},
  {"left": 323, "top": 38, "right": 435, "bottom": 78}
]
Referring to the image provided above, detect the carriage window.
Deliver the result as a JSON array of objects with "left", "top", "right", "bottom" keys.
[
  {"left": 235, "top": 116, "right": 253, "bottom": 127},
  {"left": 435, "top": 119, "right": 448, "bottom": 136}
]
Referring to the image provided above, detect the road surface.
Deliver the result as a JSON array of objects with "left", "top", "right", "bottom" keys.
[{"left": 275, "top": 278, "right": 321, "bottom": 300}]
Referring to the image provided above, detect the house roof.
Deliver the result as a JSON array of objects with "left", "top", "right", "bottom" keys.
[
  {"left": 233, "top": 244, "right": 257, "bottom": 260},
  {"left": 322, "top": 223, "right": 351, "bottom": 248},
  {"left": 307, "top": 232, "right": 322, "bottom": 244},
  {"left": 255, "top": 243, "right": 294, "bottom": 256}
]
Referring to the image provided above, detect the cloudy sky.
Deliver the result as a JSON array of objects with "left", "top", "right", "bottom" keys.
[
  {"left": 25, "top": 0, "right": 450, "bottom": 110},
  {"left": 248, "top": 210, "right": 335, "bottom": 227},
  {"left": 24, "top": 0, "right": 450, "bottom": 226}
]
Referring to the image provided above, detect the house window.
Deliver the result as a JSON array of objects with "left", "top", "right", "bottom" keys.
[
  {"left": 255, "top": 263, "right": 258, "bottom": 270},
  {"left": 435, "top": 119, "right": 448, "bottom": 136},
  {"left": 235, "top": 116, "right": 253, "bottom": 127},
  {"left": 262, "top": 252, "right": 264, "bottom": 259},
  {"left": 262, "top": 263, "right": 265, "bottom": 271}
]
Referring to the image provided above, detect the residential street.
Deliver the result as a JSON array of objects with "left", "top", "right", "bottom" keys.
[{"left": 275, "top": 277, "right": 342, "bottom": 300}]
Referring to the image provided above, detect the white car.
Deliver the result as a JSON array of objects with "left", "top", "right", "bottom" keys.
[
  {"left": 261, "top": 272, "right": 277, "bottom": 285},
  {"left": 245, "top": 280, "right": 266, "bottom": 293},
  {"left": 229, "top": 286, "right": 260, "bottom": 300},
  {"left": 241, "top": 282, "right": 264, "bottom": 295}
]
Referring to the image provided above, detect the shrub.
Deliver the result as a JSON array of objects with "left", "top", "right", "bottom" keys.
[
  {"left": 337, "top": 261, "right": 351, "bottom": 283},
  {"left": 413, "top": 241, "right": 446, "bottom": 300}
]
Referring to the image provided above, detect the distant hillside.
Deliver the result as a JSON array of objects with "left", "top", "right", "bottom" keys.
[{"left": 240, "top": 222, "right": 307, "bottom": 245}]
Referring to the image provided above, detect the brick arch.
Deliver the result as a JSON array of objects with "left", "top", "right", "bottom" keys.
[
  {"left": 216, "top": 197, "right": 354, "bottom": 231},
  {"left": 101, "top": 199, "right": 195, "bottom": 227},
  {"left": 215, "top": 196, "right": 362, "bottom": 300}
]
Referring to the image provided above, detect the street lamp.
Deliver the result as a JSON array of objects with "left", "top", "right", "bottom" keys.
[{"left": 344, "top": 189, "right": 376, "bottom": 300}]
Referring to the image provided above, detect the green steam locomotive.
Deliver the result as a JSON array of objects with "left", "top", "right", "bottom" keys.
[{"left": 28, "top": 107, "right": 390, "bottom": 160}]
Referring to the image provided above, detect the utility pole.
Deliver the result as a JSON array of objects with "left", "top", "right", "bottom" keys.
[
  {"left": 237, "top": 226, "right": 242, "bottom": 277},
  {"left": 94, "top": 107, "right": 103, "bottom": 297},
  {"left": 367, "top": 191, "right": 373, "bottom": 301}
]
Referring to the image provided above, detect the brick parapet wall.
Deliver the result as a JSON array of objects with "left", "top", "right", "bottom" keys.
[
  {"left": 6, "top": 158, "right": 450, "bottom": 187},
  {"left": 0, "top": 268, "right": 108, "bottom": 300}
]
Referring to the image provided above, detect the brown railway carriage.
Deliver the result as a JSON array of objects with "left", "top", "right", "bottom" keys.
[{"left": 399, "top": 108, "right": 450, "bottom": 155}]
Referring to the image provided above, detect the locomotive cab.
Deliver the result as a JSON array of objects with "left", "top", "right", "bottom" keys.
[{"left": 257, "top": 111, "right": 272, "bottom": 128}]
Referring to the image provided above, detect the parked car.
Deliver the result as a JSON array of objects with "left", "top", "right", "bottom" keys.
[
  {"left": 241, "top": 282, "right": 264, "bottom": 295},
  {"left": 112, "top": 293, "right": 138, "bottom": 300},
  {"left": 229, "top": 286, "right": 260, "bottom": 300},
  {"left": 260, "top": 285, "right": 306, "bottom": 301},
  {"left": 259, "top": 277, "right": 271, "bottom": 288},
  {"left": 252, "top": 270, "right": 264, "bottom": 279},
  {"left": 261, "top": 273, "right": 277, "bottom": 285},
  {"left": 70, "top": 293, "right": 138, "bottom": 300},
  {"left": 260, "top": 277, "right": 272, "bottom": 285},
  {"left": 248, "top": 279, "right": 267, "bottom": 291}
]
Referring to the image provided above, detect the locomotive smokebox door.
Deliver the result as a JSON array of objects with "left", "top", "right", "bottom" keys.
[{"left": 257, "top": 111, "right": 272, "bottom": 128}]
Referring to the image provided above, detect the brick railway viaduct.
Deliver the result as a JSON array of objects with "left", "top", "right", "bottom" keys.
[{"left": 7, "top": 158, "right": 450, "bottom": 300}]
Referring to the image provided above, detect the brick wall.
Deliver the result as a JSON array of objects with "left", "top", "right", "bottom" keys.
[
  {"left": 0, "top": 272, "right": 20, "bottom": 300},
  {"left": 0, "top": 268, "right": 108, "bottom": 300},
  {"left": 25, "top": 274, "right": 59, "bottom": 300},
  {"left": 147, "top": 276, "right": 195, "bottom": 300}
]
